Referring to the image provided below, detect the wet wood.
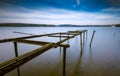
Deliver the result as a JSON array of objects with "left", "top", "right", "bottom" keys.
[
  {"left": 63, "top": 46, "right": 67, "bottom": 76},
  {"left": 13, "top": 42, "right": 21, "bottom": 76},
  {"left": 14, "top": 39, "right": 51, "bottom": 46},
  {"left": 0, "top": 43, "right": 54, "bottom": 75},
  {"left": 0, "top": 33, "right": 59, "bottom": 43},
  {"left": 48, "top": 35, "right": 73, "bottom": 38},
  {"left": 13, "top": 31, "right": 36, "bottom": 36}
]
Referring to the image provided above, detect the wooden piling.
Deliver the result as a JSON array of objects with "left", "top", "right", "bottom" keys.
[
  {"left": 90, "top": 30, "right": 96, "bottom": 47},
  {"left": 60, "top": 33, "right": 62, "bottom": 52},
  {"left": 13, "top": 42, "right": 21, "bottom": 76},
  {"left": 80, "top": 33, "right": 83, "bottom": 51},
  {"left": 63, "top": 46, "right": 67, "bottom": 76},
  {"left": 14, "top": 42, "right": 18, "bottom": 57}
]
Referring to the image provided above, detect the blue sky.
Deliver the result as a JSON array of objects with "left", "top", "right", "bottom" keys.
[{"left": 0, "top": 0, "right": 120, "bottom": 25}]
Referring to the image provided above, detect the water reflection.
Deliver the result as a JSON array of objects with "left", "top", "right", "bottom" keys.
[
  {"left": 72, "top": 46, "right": 83, "bottom": 76},
  {"left": 1, "top": 27, "right": 120, "bottom": 76}
]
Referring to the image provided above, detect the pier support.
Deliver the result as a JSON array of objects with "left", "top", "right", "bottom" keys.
[
  {"left": 86, "top": 30, "right": 88, "bottom": 39},
  {"left": 13, "top": 42, "right": 21, "bottom": 76},
  {"left": 90, "top": 30, "right": 96, "bottom": 47},
  {"left": 14, "top": 42, "right": 18, "bottom": 57},
  {"left": 60, "top": 33, "right": 62, "bottom": 52},
  {"left": 63, "top": 46, "right": 67, "bottom": 76},
  {"left": 80, "top": 33, "right": 83, "bottom": 52}
]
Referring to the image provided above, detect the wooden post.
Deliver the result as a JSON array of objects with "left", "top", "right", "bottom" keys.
[
  {"left": 90, "top": 30, "right": 96, "bottom": 47},
  {"left": 80, "top": 33, "right": 83, "bottom": 51},
  {"left": 86, "top": 30, "right": 88, "bottom": 39},
  {"left": 14, "top": 42, "right": 18, "bottom": 57},
  {"left": 83, "top": 32, "right": 85, "bottom": 46},
  {"left": 13, "top": 42, "right": 21, "bottom": 76},
  {"left": 67, "top": 33, "right": 69, "bottom": 44},
  {"left": 63, "top": 46, "right": 67, "bottom": 76},
  {"left": 60, "top": 33, "right": 62, "bottom": 52}
]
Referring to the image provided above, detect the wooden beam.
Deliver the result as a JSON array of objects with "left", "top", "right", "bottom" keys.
[
  {"left": 48, "top": 35, "right": 74, "bottom": 38},
  {"left": 14, "top": 39, "right": 70, "bottom": 48},
  {"left": 14, "top": 39, "right": 51, "bottom": 46},
  {"left": 0, "top": 43, "right": 54, "bottom": 75},
  {"left": 13, "top": 31, "right": 36, "bottom": 36},
  {"left": 0, "top": 33, "right": 59, "bottom": 43},
  {"left": 56, "top": 36, "right": 74, "bottom": 45}
]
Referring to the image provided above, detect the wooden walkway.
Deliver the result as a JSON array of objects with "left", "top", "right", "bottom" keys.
[{"left": 0, "top": 30, "right": 87, "bottom": 76}]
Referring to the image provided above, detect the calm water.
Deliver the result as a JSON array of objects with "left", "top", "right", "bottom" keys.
[{"left": 0, "top": 27, "right": 120, "bottom": 76}]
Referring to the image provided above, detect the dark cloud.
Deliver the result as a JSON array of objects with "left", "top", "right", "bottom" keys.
[{"left": 104, "top": 0, "right": 120, "bottom": 8}]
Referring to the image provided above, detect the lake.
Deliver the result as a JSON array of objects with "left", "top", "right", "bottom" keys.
[{"left": 0, "top": 27, "right": 120, "bottom": 76}]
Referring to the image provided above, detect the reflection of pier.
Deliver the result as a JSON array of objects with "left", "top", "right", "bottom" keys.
[{"left": 0, "top": 30, "right": 87, "bottom": 76}]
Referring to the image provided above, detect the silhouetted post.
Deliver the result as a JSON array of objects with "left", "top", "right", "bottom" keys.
[
  {"left": 90, "top": 30, "right": 96, "bottom": 47},
  {"left": 14, "top": 42, "right": 21, "bottom": 76},
  {"left": 63, "top": 46, "right": 67, "bottom": 76}
]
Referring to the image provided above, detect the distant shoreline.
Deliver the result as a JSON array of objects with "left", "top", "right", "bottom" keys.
[{"left": 0, "top": 23, "right": 120, "bottom": 27}]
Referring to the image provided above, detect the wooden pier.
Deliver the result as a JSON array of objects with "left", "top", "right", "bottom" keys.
[{"left": 0, "top": 30, "right": 87, "bottom": 76}]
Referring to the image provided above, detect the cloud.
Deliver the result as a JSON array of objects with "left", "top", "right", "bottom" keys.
[
  {"left": 0, "top": 3, "right": 120, "bottom": 25},
  {"left": 76, "top": 0, "right": 80, "bottom": 6},
  {"left": 102, "top": 8, "right": 120, "bottom": 12}
]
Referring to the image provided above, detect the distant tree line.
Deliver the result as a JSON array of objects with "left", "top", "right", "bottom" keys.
[
  {"left": 115, "top": 24, "right": 120, "bottom": 27},
  {"left": 0, "top": 23, "right": 119, "bottom": 27},
  {"left": 0, "top": 23, "right": 56, "bottom": 27}
]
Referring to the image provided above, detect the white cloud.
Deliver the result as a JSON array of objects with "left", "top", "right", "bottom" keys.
[
  {"left": 76, "top": 0, "right": 80, "bottom": 6},
  {"left": 0, "top": 5, "right": 120, "bottom": 25},
  {"left": 102, "top": 8, "right": 120, "bottom": 12}
]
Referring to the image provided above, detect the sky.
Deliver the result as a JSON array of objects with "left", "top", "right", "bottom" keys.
[{"left": 0, "top": 0, "right": 120, "bottom": 25}]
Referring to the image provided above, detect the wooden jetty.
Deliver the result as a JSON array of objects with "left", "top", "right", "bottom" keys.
[{"left": 0, "top": 30, "right": 87, "bottom": 76}]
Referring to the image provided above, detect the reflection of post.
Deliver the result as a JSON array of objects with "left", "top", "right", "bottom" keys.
[
  {"left": 14, "top": 42, "right": 21, "bottom": 76},
  {"left": 90, "top": 30, "right": 96, "bottom": 47},
  {"left": 72, "top": 41, "right": 83, "bottom": 76},
  {"left": 63, "top": 46, "right": 66, "bottom": 76}
]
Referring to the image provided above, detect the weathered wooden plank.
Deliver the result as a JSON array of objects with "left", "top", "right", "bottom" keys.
[
  {"left": 0, "top": 43, "right": 54, "bottom": 75},
  {"left": 48, "top": 35, "right": 74, "bottom": 38},
  {"left": 14, "top": 39, "right": 70, "bottom": 48},
  {"left": 14, "top": 39, "right": 51, "bottom": 46},
  {"left": 13, "top": 31, "right": 36, "bottom": 36},
  {"left": 0, "top": 33, "right": 59, "bottom": 43},
  {"left": 60, "top": 32, "right": 79, "bottom": 35}
]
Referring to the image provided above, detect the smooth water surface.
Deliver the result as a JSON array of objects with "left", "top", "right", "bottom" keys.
[{"left": 0, "top": 27, "right": 120, "bottom": 76}]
